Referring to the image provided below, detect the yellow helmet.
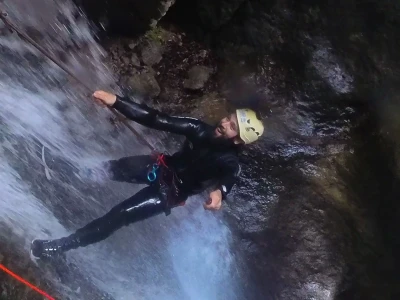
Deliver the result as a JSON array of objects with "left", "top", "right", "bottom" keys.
[{"left": 236, "top": 109, "right": 264, "bottom": 144}]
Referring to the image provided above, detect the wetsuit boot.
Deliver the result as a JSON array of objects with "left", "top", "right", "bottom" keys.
[{"left": 31, "top": 236, "right": 80, "bottom": 259}]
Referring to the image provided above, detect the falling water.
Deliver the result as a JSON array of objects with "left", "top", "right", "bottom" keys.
[{"left": 0, "top": 0, "right": 242, "bottom": 299}]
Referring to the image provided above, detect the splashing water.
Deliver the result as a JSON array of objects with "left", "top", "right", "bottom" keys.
[{"left": 0, "top": 0, "right": 243, "bottom": 299}]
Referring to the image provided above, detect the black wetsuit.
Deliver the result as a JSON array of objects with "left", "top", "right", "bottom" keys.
[{"left": 35, "top": 95, "right": 241, "bottom": 254}]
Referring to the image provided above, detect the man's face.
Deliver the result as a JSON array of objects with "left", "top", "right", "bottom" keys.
[{"left": 215, "top": 113, "right": 240, "bottom": 140}]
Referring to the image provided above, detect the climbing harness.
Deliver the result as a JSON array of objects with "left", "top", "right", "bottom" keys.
[
  {"left": 0, "top": 9, "right": 156, "bottom": 153},
  {"left": 147, "top": 153, "right": 167, "bottom": 182},
  {"left": 146, "top": 153, "right": 186, "bottom": 208},
  {"left": 0, "top": 264, "right": 55, "bottom": 300}
]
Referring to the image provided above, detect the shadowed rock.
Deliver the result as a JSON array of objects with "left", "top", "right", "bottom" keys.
[
  {"left": 74, "top": 0, "right": 176, "bottom": 35},
  {"left": 183, "top": 65, "right": 213, "bottom": 90},
  {"left": 140, "top": 40, "right": 164, "bottom": 66},
  {"left": 124, "top": 69, "right": 161, "bottom": 97}
]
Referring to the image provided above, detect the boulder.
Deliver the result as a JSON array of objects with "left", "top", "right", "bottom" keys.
[
  {"left": 140, "top": 40, "right": 164, "bottom": 66},
  {"left": 125, "top": 69, "right": 160, "bottom": 97},
  {"left": 131, "top": 53, "right": 141, "bottom": 67},
  {"left": 189, "top": 93, "right": 228, "bottom": 124},
  {"left": 183, "top": 65, "right": 213, "bottom": 90}
]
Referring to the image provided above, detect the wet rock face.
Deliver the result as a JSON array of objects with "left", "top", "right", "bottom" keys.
[
  {"left": 0, "top": 226, "right": 114, "bottom": 300},
  {"left": 169, "top": 0, "right": 400, "bottom": 93},
  {"left": 162, "top": 2, "right": 400, "bottom": 299},
  {"left": 309, "top": 40, "right": 354, "bottom": 95},
  {"left": 100, "top": 24, "right": 369, "bottom": 300}
]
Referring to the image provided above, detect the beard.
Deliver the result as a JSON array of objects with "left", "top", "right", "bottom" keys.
[
  {"left": 215, "top": 126, "right": 224, "bottom": 137},
  {"left": 213, "top": 122, "right": 225, "bottom": 137},
  {"left": 211, "top": 124, "right": 236, "bottom": 148}
]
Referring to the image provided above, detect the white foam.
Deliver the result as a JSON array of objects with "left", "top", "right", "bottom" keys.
[{"left": 0, "top": 156, "right": 69, "bottom": 245}]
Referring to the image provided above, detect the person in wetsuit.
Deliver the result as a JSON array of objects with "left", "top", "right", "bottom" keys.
[{"left": 31, "top": 90, "right": 265, "bottom": 259}]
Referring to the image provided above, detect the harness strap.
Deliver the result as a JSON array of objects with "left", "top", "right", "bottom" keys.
[{"left": 147, "top": 153, "right": 168, "bottom": 182}]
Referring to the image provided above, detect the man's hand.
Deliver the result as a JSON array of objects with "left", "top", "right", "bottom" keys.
[
  {"left": 93, "top": 90, "right": 117, "bottom": 106},
  {"left": 203, "top": 189, "right": 222, "bottom": 211}
]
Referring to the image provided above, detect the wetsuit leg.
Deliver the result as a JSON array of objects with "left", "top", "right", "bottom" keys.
[
  {"left": 54, "top": 186, "right": 165, "bottom": 252},
  {"left": 106, "top": 154, "right": 154, "bottom": 184}
]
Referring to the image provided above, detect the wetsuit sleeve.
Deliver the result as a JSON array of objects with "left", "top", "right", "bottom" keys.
[
  {"left": 112, "top": 95, "right": 206, "bottom": 139},
  {"left": 216, "top": 156, "right": 241, "bottom": 200}
]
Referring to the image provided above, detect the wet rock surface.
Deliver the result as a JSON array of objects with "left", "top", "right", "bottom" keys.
[
  {"left": 0, "top": 227, "right": 114, "bottom": 300},
  {"left": 100, "top": 21, "right": 365, "bottom": 299},
  {"left": 2, "top": 0, "right": 400, "bottom": 299}
]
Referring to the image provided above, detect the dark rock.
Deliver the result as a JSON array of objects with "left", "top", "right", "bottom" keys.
[
  {"left": 199, "top": 50, "right": 208, "bottom": 58},
  {"left": 125, "top": 69, "right": 161, "bottom": 97},
  {"left": 183, "top": 65, "right": 213, "bottom": 90},
  {"left": 189, "top": 93, "right": 228, "bottom": 124},
  {"left": 74, "top": 0, "right": 176, "bottom": 36},
  {"left": 121, "top": 56, "right": 130, "bottom": 65},
  {"left": 197, "top": 0, "right": 246, "bottom": 30},
  {"left": 140, "top": 40, "right": 164, "bottom": 66},
  {"left": 128, "top": 42, "right": 138, "bottom": 50},
  {"left": 159, "top": 86, "right": 180, "bottom": 103},
  {"left": 131, "top": 53, "right": 141, "bottom": 67},
  {"left": 308, "top": 39, "right": 354, "bottom": 94},
  {"left": 167, "top": 0, "right": 246, "bottom": 31}
]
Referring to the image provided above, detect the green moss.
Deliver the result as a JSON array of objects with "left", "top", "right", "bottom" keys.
[{"left": 144, "top": 26, "right": 166, "bottom": 44}]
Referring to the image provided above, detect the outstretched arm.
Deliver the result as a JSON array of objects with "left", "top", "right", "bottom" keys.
[{"left": 93, "top": 90, "right": 206, "bottom": 138}]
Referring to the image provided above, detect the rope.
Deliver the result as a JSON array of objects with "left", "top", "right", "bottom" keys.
[
  {"left": 0, "top": 10, "right": 174, "bottom": 299},
  {"left": 0, "top": 264, "right": 55, "bottom": 300},
  {"left": 0, "top": 9, "right": 155, "bottom": 152},
  {"left": 156, "top": 153, "right": 168, "bottom": 168}
]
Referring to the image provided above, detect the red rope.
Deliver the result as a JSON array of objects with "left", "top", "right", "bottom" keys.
[
  {"left": 0, "top": 264, "right": 55, "bottom": 300},
  {"left": 156, "top": 153, "right": 168, "bottom": 168}
]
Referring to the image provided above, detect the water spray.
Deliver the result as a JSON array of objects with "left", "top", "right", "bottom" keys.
[
  {"left": 0, "top": 8, "right": 156, "bottom": 152},
  {"left": 0, "top": 7, "right": 167, "bottom": 299}
]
